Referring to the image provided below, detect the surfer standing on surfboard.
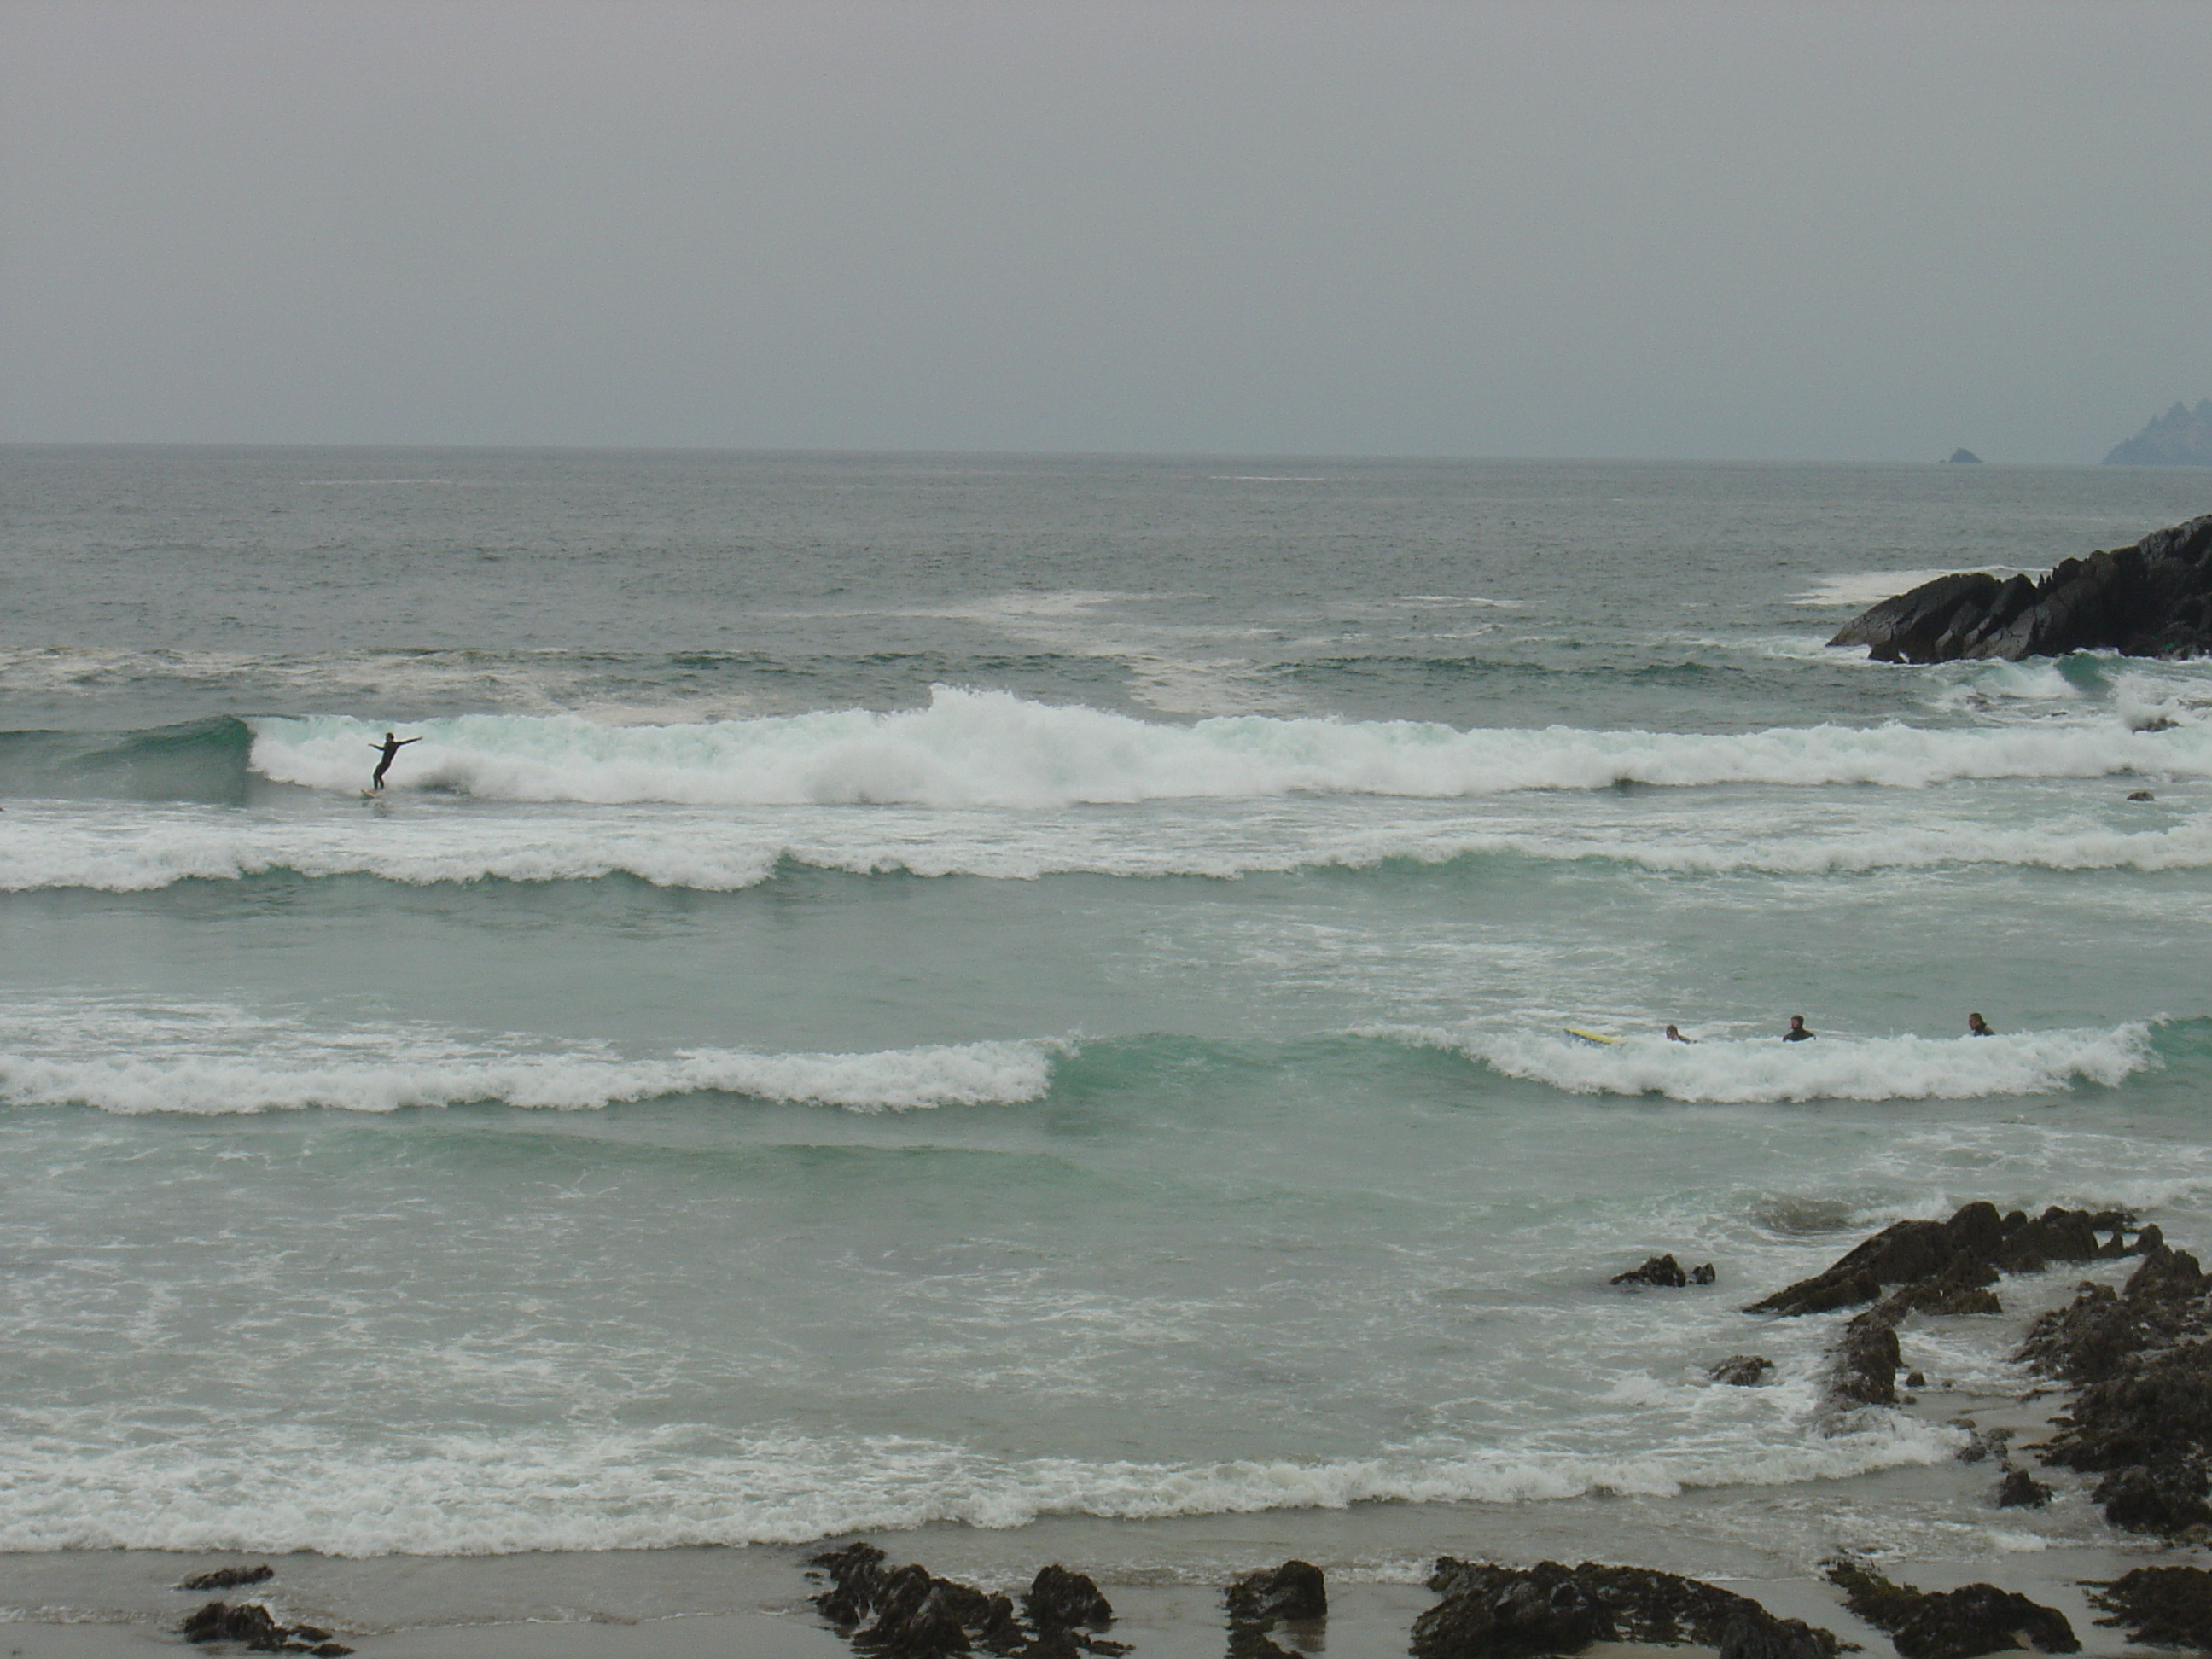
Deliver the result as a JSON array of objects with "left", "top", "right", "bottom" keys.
[{"left": 369, "top": 731, "right": 421, "bottom": 791}]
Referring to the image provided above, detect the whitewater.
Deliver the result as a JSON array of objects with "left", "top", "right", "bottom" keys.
[{"left": 7, "top": 446, "right": 2212, "bottom": 1592}]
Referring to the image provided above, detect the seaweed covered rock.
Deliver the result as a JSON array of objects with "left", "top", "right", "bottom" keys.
[
  {"left": 1829, "top": 514, "right": 2212, "bottom": 662},
  {"left": 1824, "top": 1563, "right": 2076, "bottom": 1659},
  {"left": 1412, "top": 1558, "right": 1842, "bottom": 1659},
  {"left": 808, "top": 1545, "right": 1124, "bottom": 1658},
  {"left": 2087, "top": 1565, "right": 2212, "bottom": 1649}
]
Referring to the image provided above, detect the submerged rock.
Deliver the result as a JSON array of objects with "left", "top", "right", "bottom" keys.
[
  {"left": 1611, "top": 1254, "right": 1712, "bottom": 1288},
  {"left": 1828, "top": 513, "right": 2212, "bottom": 661},
  {"left": 1824, "top": 1562, "right": 2076, "bottom": 1659},
  {"left": 1412, "top": 1558, "right": 1842, "bottom": 1659},
  {"left": 1709, "top": 1354, "right": 1774, "bottom": 1386}
]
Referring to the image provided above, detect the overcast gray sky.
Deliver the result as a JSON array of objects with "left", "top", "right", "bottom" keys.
[{"left": 2, "top": 1, "right": 2205, "bottom": 461}]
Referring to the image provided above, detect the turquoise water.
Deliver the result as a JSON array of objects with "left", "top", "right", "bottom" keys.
[{"left": 3, "top": 447, "right": 2211, "bottom": 1580}]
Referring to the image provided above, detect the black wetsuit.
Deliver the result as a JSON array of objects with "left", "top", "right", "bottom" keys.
[
  {"left": 370, "top": 736, "right": 419, "bottom": 790},
  {"left": 1782, "top": 1026, "right": 1813, "bottom": 1042}
]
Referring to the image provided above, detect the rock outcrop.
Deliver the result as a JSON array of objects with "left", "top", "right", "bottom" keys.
[
  {"left": 1824, "top": 1562, "right": 2076, "bottom": 1659},
  {"left": 1828, "top": 513, "right": 2212, "bottom": 661},
  {"left": 1411, "top": 1558, "right": 1842, "bottom": 1659},
  {"left": 2104, "top": 400, "right": 2212, "bottom": 467},
  {"left": 1947, "top": 449, "right": 1982, "bottom": 464}
]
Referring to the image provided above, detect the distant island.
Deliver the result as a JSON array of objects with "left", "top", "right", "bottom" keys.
[
  {"left": 2104, "top": 400, "right": 2212, "bottom": 466},
  {"left": 1947, "top": 448, "right": 1982, "bottom": 464}
]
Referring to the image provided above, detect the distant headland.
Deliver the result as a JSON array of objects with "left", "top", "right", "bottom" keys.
[{"left": 2104, "top": 400, "right": 2212, "bottom": 466}]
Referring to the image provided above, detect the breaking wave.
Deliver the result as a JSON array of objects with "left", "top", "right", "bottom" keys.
[
  {"left": 0, "top": 1025, "right": 1067, "bottom": 1115},
  {"left": 1371, "top": 1023, "right": 2159, "bottom": 1103},
  {"left": 242, "top": 690, "right": 2212, "bottom": 807}
]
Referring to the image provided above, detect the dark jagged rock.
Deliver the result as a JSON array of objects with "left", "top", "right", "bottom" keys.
[
  {"left": 178, "top": 1599, "right": 352, "bottom": 1655},
  {"left": 2105, "top": 401, "right": 2212, "bottom": 468},
  {"left": 1829, "top": 514, "right": 2212, "bottom": 661},
  {"left": 1824, "top": 1563, "right": 2076, "bottom": 1659},
  {"left": 1412, "top": 1558, "right": 1842, "bottom": 1659},
  {"left": 179, "top": 1563, "right": 275, "bottom": 1591},
  {"left": 1995, "top": 1468, "right": 2051, "bottom": 1508},
  {"left": 2087, "top": 1564, "right": 2212, "bottom": 1648},
  {"left": 806, "top": 1544, "right": 1122, "bottom": 1657},
  {"left": 1710, "top": 1354, "right": 1774, "bottom": 1386},
  {"left": 1691, "top": 1262, "right": 1717, "bottom": 1285},
  {"left": 1225, "top": 1627, "right": 1298, "bottom": 1659},
  {"left": 1225, "top": 1560, "right": 1325, "bottom": 1627},
  {"left": 1613, "top": 1254, "right": 1698, "bottom": 1288}
]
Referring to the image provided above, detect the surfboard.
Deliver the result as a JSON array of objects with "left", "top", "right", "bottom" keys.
[{"left": 1563, "top": 1027, "right": 1619, "bottom": 1045}]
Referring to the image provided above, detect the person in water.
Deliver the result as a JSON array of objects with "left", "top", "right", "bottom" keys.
[
  {"left": 369, "top": 731, "right": 422, "bottom": 791},
  {"left": 1783, "top": 1015, "right": 1813, "bottom": 1042},
  {"left": 1664, "top": 1024, "right": 1693, "bottom": 1043},
  {"left": 1968, "top": 1011, "right": 1993, "bottom": 1036}
]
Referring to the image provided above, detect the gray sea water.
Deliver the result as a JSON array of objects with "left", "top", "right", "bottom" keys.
[{"left": 4, "top": 447, "right": 2212, "bottom": 1599}]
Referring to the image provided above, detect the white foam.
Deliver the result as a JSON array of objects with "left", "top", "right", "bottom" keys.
[
  {"left": 0, "top": 1001, "right": 1065, "bottom": 1115},
  {"left": 1371, "top": 1024, "right": 2157, "bottom": 1103},
  {"left": 245, "top": 690, "right": 2210, "bottom": 809},
  {"left": 0, "top": 1410, "right": 1959, "bottom": 1556}
]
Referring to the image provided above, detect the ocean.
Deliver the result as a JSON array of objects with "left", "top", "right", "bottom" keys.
[{"left": 4, "top": 446, "right": 2211, "bottom": 1623}]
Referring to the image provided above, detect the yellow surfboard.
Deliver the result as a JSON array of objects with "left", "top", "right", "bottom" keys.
[{"left": 1563, "top": 1027, "right": 1619, "bottom": 1045}]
